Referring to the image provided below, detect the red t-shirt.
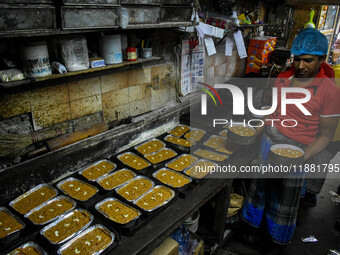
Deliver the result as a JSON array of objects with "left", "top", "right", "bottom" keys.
[{"left": 267, "top": 67, "right": 340, "bottom": 145}]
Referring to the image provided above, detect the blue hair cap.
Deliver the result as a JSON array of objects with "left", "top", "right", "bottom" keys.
[{"left": 291, "top": 28, "right": 328, "bottom": 56}]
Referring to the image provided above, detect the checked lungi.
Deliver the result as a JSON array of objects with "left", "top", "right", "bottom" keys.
[{"left": 241, "top": 126, "right": 305, "bottom": 244}]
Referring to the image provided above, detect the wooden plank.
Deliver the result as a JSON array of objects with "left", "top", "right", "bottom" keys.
[{"left": 32, "top": 57, "right": 161, "bottom": 82}]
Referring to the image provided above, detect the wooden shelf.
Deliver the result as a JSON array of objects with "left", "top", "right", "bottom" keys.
[{"left": 0, "top": 57, "right": 161, "bottom": 90}]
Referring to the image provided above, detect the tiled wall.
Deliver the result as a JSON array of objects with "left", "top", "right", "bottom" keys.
[
  {"left": 205, "top": 43, "right": 246, "bottom": 85},
  {"left": 0, "top": 64, "right": 176, "bottom": 129}
]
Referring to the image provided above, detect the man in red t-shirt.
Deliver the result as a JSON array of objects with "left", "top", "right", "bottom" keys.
[{"left": 241, "top": 28, "right": 340, "bottom": 254}]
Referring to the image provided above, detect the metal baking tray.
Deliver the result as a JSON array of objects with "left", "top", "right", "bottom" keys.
[
  {"left": 144, "top": 148, "right": 177, "bottom": 168},
  {"left": 133, "top": 185, "right": 175, "bottom": 212},
  {"left": 9, "top": 183, "right": 59, "bottom": 215},
  {"left": 165, "top": 154, "right": 198, "bottom": 172},
  {"left": 8, "top": 241, "right": 48, "bottom": 255},
  {"left": 95, "top": 197, "right": 141, "bottom": 227},
  {"left": 163, "top": 135, "right": 196, "bottom": 152},
  {"left": 152, "top": 168, "right": 192, "bottom": 189},
  {"left": 203, "top": 135, "right": 227, "bottom": 150},
  {"left": 78, "top": 159, "right": 117, "bottom": 182},
  {"left": 40, "top": 209, "right": 94, "bottom": 245},
  {"left": 134, "top": 138, "right": 166, "bottom": 155},
  {"left": 227, "top": 124, "right": 257, "bottom": 145},
  {"left": 219, "top": 129, "right": 228, "bottom": 137},
  {"left": 24, "top": 195, "right": 76, "bottom": 226},
  {"left": 57, "top": 224, "right": 115, "bottom": 255},
  {"left": 183, "top": 128, "right": 206, "bottom": 142},
  {"left": 57, "top": 177, "right": 99, "bottom": 202},
  {"left": 117, "top": 152, "right": 151, "bottom": 171},
  {"left": 193, "top": 149, "right": 228, "bottom": 162},
  {"left": 115, "top": 176, "right": 155, "bottom": 202},
  {"left": 183, "top": 159, "right": 218, "bottom": 180},
  {"left": 0, "top": 207, "right": 26, "bottom": 246},
  {"left": 168, "top": 124, "right": 190, "bottom": 137},
  {"left": 96, "top": 168, "right": 136, "bottom": 191}
]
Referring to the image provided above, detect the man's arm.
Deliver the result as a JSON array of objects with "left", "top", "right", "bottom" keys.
[{"left": 304, "top": 116, "right": 339, "bottom": 161}]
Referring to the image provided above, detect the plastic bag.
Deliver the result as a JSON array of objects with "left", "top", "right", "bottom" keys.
[
  {"left": 118, "top": 7, "right": 129, "bottom": 29},
  {"left": 51, "top": 61, "right": 67, "bottom": 74},
  {"left": 0, "top": 69, "right": 25, "bottom": 82},
  {"left": 171, "top": 225, "right": 190, "bottom": 255}
]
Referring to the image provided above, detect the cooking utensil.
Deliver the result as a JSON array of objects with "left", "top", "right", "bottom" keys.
[{"left": 0, "top": 124, "right": 68, "bottom": 158}]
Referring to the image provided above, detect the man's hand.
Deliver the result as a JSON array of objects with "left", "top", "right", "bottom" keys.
[{"left": 304, "top": 116, "right": 339, "bottom": 161}]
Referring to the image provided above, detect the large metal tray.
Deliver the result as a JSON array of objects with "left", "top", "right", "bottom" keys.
[
  {"left": 165, "top": 154, "right": 198, "bottom": 172},
  {"left": 134, "top": 138, "right": 166, "bottom": 156},
  {"left": 183, "top": 159, "right": 218, "bottom": 180},
  {"left": 78, "top": 159, "right": 117, "bottom": 182},
  {"left": 95, "top": 197, "right": 141, "bottom": 228},
  {"left": 57, "top": 177, "right": 99, "bottom": 202},
  {"left": 57, "top": 224, "right": 115, "bottom": 255},
  {"left": 117, "top": 152, "right": 151, "bottom": 171},
  {"left": 144, "top": 148, "right": 177, "bottom": 168},
  {"left": 9, "top": 183, "right": 59, "bottom": 215},
  {"left": 133, "top": 185, "right": 175, "bottom": 213},
  {"left": 24, "top": 195, "right": 76, "bottom": 226},
  {"left": 40, "top": 209, "right": 94, "bottom": 245},
  {"left": 0, "top": 207, "right": 26, "bottom": 247},
  {"left": 115, "top": 176, "right": 155, "bottom": 202},
  {"left": 8, "top": 241, "right": 48, "bottom": 255},
  {"left": 152, "top": 168, "right": 192, "bottom": 189},
  {"left": 96, "top": 168, "right": 136, "bottom": 191}
]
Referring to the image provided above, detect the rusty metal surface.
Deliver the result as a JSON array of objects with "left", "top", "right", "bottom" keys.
[
  {"left": 121, "top": 0, "right": 161, "bottom": 4},
  {"left": 62, "top": 0, "right": 120, "bottom": 6},
  {"left": 160, "top": 6, "right": 192, "bottom": 23},
  {"left": 61, "top": 6, "right": 119, "bottom": 29},
  {"left": 0, "top": 0, "right": 53, "bottom": 3},
  {"left": 161, "top": 0, "right": 193, "bottom": 5},
  {"left": 0, "top": 4, "right": 56, "bottom": 31},
  {"left": 126, "top": 6, "right": 160, "bottom": 24}
]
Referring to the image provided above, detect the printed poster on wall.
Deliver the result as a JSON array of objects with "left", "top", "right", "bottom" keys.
[{"left": 180, "top": 39, "right": 205, "bottom": 96}]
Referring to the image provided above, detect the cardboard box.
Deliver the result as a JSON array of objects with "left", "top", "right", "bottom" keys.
[
  {"left": 150, "top": 237, "right": 179, "bottom": 255},
  {"left": 249, "top": 36, "right": 276, "bottom": 49},
  {"left": 190, "top": 231, "right": 204, "bottom": 255}
]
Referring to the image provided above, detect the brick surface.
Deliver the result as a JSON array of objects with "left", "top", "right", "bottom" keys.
[
  {"left": 32, "top": 103, "right": 71, "bottom": 128},
  {"left": 103, "top": 104, "right": 131, "bottom": 122},
  {"left": 101, "top": 72, "right": 128, "bottom": 93},
  {"left": 68, "top": 77, "right": 101, "bottom": 101},
  {"left": 128, "top": 68, "right": 151, "bottom": 86},
  {"left": 102, "top": 88, "right": 129, "bottom": 109},
  {"left": 0, "top": 92, "right": 30, "bottom": 120},
  {"left": 29, "top": 84, "right": 69, "bottom": 110},
  {"left": 130, "top": 98, "right": 151, "bottom": 117},
  {"left": 70, "top": 95, "right": 102, "bottom": 119},
  {"left": 128, "top": 85, "right": 143, "bottom": 102}
]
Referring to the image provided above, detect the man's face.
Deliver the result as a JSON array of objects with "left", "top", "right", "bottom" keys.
[{"left": 294, "top": 55, "right": 323, "bottom": 79}]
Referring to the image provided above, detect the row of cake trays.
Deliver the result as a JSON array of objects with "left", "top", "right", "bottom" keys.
[
  {"left": 1, "top": 158, "right": 217, "bottom": 253},
  {"left": 1, "top": 124, "right": 224, "bottom": 254}
]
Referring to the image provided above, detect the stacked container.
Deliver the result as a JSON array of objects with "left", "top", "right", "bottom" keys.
[{"left": 246, "top": 36, "right": 276, "bottom": 74}]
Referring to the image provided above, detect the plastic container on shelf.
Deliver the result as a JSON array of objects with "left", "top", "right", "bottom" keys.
[
  {"left": 99, "top": 35, "right": 123, "bottom": 64},
  {"left": 56, "top": 36, "right": 90, "bottom": 72},
  {"left": 21, "top": 41, "right": 52, "bottom": 78}
]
